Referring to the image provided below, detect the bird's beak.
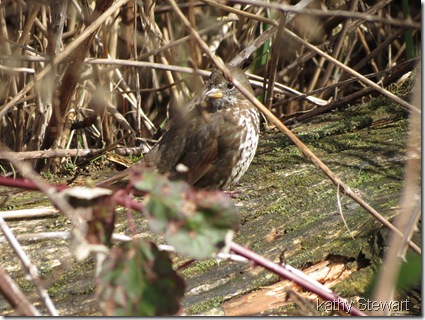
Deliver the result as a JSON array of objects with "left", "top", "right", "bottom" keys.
[{"left": 205, "top": 88, "right": 223, "bottom": 99}]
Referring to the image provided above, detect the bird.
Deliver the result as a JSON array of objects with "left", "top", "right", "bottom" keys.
[{"left": 97, "top": 66, "right": 260, "bottom": 190}]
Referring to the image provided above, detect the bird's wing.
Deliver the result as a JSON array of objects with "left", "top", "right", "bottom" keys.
[
  {"left": 180, "top": 124, "right": 219, "bottom": 186},
  {"left": 145, "top": 110, "right": 221, "bottom": 185}
]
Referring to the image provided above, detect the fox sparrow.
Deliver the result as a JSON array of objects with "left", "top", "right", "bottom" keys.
[{"left": 98, "top": 67, "right": 260, "bottom": 190}]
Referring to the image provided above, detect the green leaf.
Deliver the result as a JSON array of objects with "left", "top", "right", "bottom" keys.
[
  {"left": 133, "top": 169, "right": 241, "bottom": 259},
  {"left": 97, "top": 240, "right": 185, "bottom": 316},
  {"left": 396, "top": 252, "right": 421, "bottom": 290}
]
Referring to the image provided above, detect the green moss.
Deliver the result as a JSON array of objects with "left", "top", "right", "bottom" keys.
[
  {"left": 0, "top": 189, "right": 52, "bottom": 211},
  {"left": 47, "top": 258, "right": 96, "bottom": 298},
  {"left": 251, "top": 272, "right": 280, "bottom": 288},
  {"left": 186, "top": 296, "right": 224, "bottom": 315},
  {"left": 332, "top": 267, "right": 375, "bottom": 297},
  {"left": 14, "top": 277, "right": 36, "bottom": 293},
  {"left": 180, "top": 259, "right": 218, "bottom": 277}
]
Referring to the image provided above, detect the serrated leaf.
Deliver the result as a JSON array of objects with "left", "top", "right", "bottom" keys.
[
  {"left": 97, "top": 239, "right": 185, "bottom": 316},
  {"left": 165, "top": 227, "right": 227, "bottom": 259},
  {"left": 133, "top": 169, "right": 241, "bottom": 259}
]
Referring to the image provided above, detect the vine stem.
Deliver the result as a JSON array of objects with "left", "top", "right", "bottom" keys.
[{"left": 230, "top": 242, "right": 368, "bottom": 316}]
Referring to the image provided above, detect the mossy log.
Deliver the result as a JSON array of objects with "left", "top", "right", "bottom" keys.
[{"left": 0, "top": 96, "right": 420, "bottom": 316}]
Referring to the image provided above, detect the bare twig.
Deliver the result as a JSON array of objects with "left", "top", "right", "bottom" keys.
[
  {"left": 224, "top": 0, "right": 420, "bottom": 29},
  {"left": 317, "top": 0, "right": 359, "bottom": 89},
  {"left": 85, "top": 59, "right": 208, "bottom": 75},
  {"left": 0, "top": 148, "right": 106, "bottom": 160},
  {"left": 0, "top": 207, "right": 59, "bottom": 220},
  {"left": 0, "top": 267, "right": 42, "bottom": 316}
]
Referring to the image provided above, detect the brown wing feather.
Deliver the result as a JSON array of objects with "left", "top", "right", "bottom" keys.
[
  {"left": 184, "top": 137, "right": 218, "bottom": 185},
  {"left": 143, "top": 108, "right": 221, "bottom": 185}
]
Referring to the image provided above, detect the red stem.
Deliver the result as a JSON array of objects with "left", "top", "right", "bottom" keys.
[
  {"left": 0, "top": 176, "right": 67, "bottom": 191},
  {"left": 230, "top": 242, "right": 367, "bottom": 316}
]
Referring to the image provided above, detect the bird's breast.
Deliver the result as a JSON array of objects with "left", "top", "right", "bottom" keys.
[{"left": 215, "top": 104, "right": 259, "bottom": 189}]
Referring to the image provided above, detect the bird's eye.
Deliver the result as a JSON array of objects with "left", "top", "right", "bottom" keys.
[{"left": 226, "top": 82, "right": 234, "bottom": 89}]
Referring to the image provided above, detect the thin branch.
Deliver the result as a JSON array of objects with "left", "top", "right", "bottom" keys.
[
  {"left": 224, "top": 0, "right": 420, "bottom": 29},
  {"left": 0, "top": 267, "right": 42, "bottom": 316}
]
